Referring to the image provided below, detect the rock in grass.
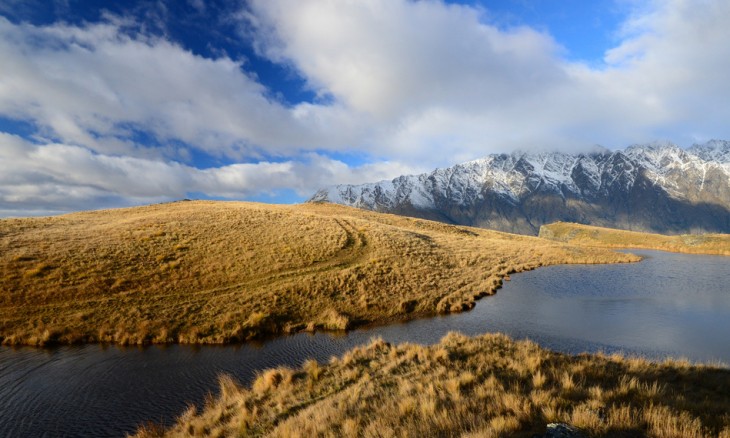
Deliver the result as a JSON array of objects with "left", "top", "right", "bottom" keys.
[{"left": 543, "top": 423, "right": 584, "bottom": 438}]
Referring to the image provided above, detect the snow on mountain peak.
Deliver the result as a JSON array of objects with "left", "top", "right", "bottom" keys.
[
  {"left": 309, "top": 141, "right": 730, "bottom": 234},
  {"left": 690, "top": 140, "right": 730, "bottom": 163}
]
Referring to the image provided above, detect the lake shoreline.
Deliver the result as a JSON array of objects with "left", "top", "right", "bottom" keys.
[
  {"left": 3, "top": 249, "right": 729, "bottom": 437},
  {"left": 1, "top": 254, "right": 644, "bottom": 348},
  {"left": 1, "top": 201, "right": 643, "bottom": 348},
  {"left": 139, "top": 331, "right": 730, "bottom": 438}
]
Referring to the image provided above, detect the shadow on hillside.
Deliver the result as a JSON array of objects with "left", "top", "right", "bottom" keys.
[{"left": 387, "top": 177, "right": 730, "bottom": 236}]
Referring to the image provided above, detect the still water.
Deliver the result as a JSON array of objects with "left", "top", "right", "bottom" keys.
[{"left": 1, "top": 250, "right": 728, "bottom": 437}]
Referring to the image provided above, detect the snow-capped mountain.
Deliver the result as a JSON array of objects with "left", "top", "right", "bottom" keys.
[{"left": 309, "top": 141, "right": 730, "bottom": 235}]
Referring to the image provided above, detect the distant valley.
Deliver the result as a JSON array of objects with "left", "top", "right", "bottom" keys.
[{"left": 311, "top": 140, "right": 730, "bottom": 235}]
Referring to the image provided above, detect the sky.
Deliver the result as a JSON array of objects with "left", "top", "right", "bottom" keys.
[{"left": 1, "top": 0, "right": 730, "bottom": 216}]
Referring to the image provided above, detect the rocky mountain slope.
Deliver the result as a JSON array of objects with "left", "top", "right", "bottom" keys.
[{"left": 309, "top": 141, "right": 730, "bottom": 235}]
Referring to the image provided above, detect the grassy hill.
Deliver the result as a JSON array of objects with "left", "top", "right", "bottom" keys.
[
  {"left": 540, "top": 222, "right": 730, "bottom": 255},
  {"left": 138, "top": 332, "right": 730, "bottom": 438},
  {"left": 0, "top": 201, "right": 636, "bottom": 346}
]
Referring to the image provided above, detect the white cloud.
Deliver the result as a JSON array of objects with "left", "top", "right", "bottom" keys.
[
  {"left": 601, "top": 0, "right": 730, "bottom": 136},
  {"left": 251, "top": 1, "right": 564, "bottom": 117},
  {"left": 188, "top": 0, "right": 206, "bottom": 14},
  {"left": 248, "top": 0, "right": 730, "bottom": 157},
  {"left": 0, "top": 16, "right": 363, "bottom": 160},
  {"left": 0, "top": 133, "right": 421, "bottom": 216},
  {"left": 2, "top": 0, "right": 730, "bottom": 215},
  {"left": 247, "top": 0, "right": 572, "bottom": 156}
]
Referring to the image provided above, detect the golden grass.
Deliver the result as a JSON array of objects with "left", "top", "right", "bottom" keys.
[
  {"left": 540, "top": 222, "right": 730, "bottom": 256},
  {"left": 136, "top": 332, "right": 730, "bottom": 438},
  {"left": 0, "top": 200, "right": 637, "bottom": 346}
]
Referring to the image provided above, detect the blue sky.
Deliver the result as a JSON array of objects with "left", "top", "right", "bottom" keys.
[{"left": 1, "top": 0, "right": 729, "bottom": 216}]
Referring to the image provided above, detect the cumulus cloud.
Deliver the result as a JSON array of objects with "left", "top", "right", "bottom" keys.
[
  {"left": 2, "top": 0, "right": 730, "bottom": 215},
  {"left": 0, "top": 133, "right": 420, "bottom": 216},
  {"left": 0, "top": 16, "right": 365, "bottom": 160},
  {"left": 601, "top": 0, "right": 730, "bottom": 140},
  {"left": 248, "top": 0, "right": 730, "bottom": 157},
  {"left": 249, "top": 1, "right": 564, "bottom": 118}
]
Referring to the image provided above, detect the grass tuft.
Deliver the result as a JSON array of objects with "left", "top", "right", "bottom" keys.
[{"left": 142, "top": 333, "right": 730, "bottom": 438}]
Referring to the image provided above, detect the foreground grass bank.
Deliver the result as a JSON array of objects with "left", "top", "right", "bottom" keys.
[
  {"left": 137, "top": 332, "right": 730, "bottom": 438},
  {"left": 0, "top": 201, "right": 637, "bottom": 346},
  {"left": 540, "top": 222, "right": 730, "bottom": 255}
]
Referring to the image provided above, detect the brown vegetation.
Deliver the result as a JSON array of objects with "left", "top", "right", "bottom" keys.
[
  {"left": 540, "top": 222, "right": 730, "bottom": 256},
  {"left": 0, "top": 200, "right": 637, "bottom": 346},
  {"left": 136, "top": 332, "right": 730, "bottom": 437}
]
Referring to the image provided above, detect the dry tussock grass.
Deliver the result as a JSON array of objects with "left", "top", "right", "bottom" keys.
[
  {"left": 1, "top": 200, "right": 637, "bottom": 346},
  {"left": 541, "top": 222, "right": 730, "bottom": 255},
  {"left": 139, "top": 332, "right": 730, "bottom": 438}
]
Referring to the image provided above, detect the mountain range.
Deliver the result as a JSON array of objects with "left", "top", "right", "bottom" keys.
[{"left": 309, "top": 140, "right": 730, "bottom": 235}]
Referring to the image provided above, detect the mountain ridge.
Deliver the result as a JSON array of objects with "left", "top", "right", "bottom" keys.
[{"left": 310, "top": 140, "right": 730, "bottom": 235}]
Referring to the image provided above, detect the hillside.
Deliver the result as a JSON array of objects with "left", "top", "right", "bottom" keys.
[
  {"left": 138, "top": 332, "right": 730, "bottom": 438},
  {"left": 310, "top": 140, "right": 730, "bottom": 235},
  {"left": 0, "top": 200, "right": 636, "bottom": 346},
  {"left": 540, "top": 222, "right": 730, "bottom": 256}
]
